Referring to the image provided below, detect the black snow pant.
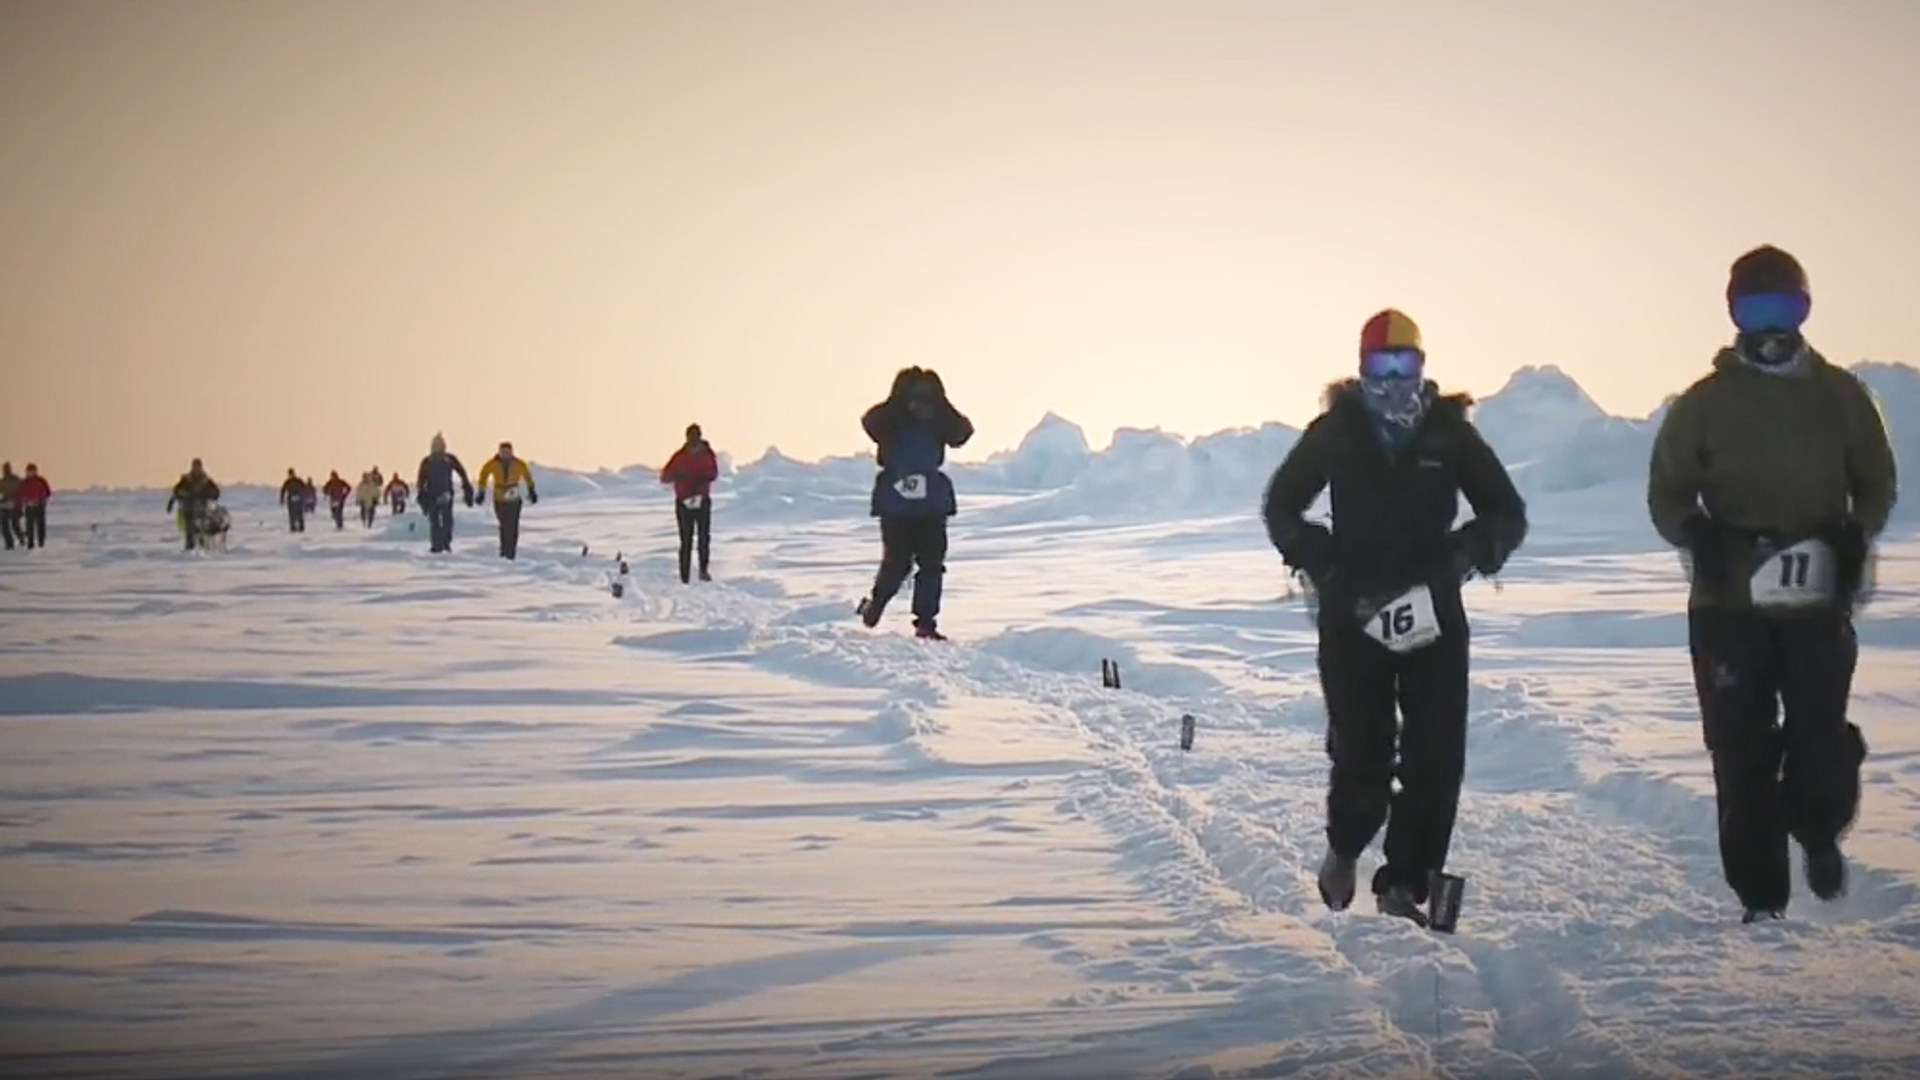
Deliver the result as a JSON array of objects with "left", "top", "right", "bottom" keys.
[
  {"left": 494, "top": 499, "right": 522, "bottom": 560},
  {"left": 1317, "top": 594, "right": 1471, "bottom": 905},
  {"left": 286, "top": 502, "right": 305, "bottom": 532},
  {"left": 22, "top": 506, "right": 45, "bottom": 549},
  {"left": 426, "top": 496, "right": 455, "bottom": 553},
  {"left": 675, "top": 498, "right": 712, "bottom": 582},
  {"left": 359, "top": 502, "right": 377, "bottom": 528},
  {"left": 330, "top": 501, "right": 346, "bottom": 529},
  {"left": 867, "top": 515, "right": 949, "bottom": 631},
  {"left": 0, "top": 507, "right": 15, "bottom": 550},
  {"left": 1689, "top": 607, "right": 1867, "bottom": 913}
]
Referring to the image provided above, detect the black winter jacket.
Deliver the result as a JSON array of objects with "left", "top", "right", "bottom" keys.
[{"left": 1261, "top": 380, "right": 1528, "bottom": 612}]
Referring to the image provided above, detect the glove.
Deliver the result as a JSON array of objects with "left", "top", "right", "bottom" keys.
[
  {"left": 463, "top": 489, "right": 475, "bottom": 508},
  {"left": 1448, "top": 522, "right": 1495, "bottom": 579},
  {"left": 1282, "top": 522, "right": 1335, "bottom": 585},
  {"left": 528, "top": 489, "right": 539, "bottom": 505},
  {"left": 1680, "top": 512, "right": 1729, "bottom": 588},
  {"left": 1815, "top": 516, "right": 1870, "bottom": 603}
]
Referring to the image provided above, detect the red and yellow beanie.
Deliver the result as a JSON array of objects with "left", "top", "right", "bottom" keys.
[{"left": 1359, "top": 308, "right": 1423, "bottom": 358}]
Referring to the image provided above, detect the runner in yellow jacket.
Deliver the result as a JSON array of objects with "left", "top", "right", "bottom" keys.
[{"left": 474, "top": 441, "right": 538, "bottom": 560}]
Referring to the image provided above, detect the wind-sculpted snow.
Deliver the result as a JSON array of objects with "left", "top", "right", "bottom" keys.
[
  {"left": 82, "top": 360, "right": 1918, "bottom": 533},
  {"left": 5, "top": 492, "right": 1920, "bottom": 1077}
]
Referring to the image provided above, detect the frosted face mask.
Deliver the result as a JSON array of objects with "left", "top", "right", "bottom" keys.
[{"left": 1359, "top": 375, "right": 1427, "bottom": 429}]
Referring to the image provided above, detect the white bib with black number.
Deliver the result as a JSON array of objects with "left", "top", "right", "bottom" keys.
[
  {"left": 1750, "top": 538, "right": 1835, "bottom": 610},
  {"left": 681, "top": 494, "right": 707, "bottom": 510},
  {"left": 893, "top": 473, "right": 927, "bottom": 501},
  {"left": 1362, "top": 583, "right": 1442, "bottom": 654},
  {"left": 498, "top": 482, "right": 522, "bottom": 503}
]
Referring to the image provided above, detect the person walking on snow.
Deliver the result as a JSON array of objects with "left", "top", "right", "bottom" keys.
[
  {"left": 475, "top": 441, "right": 537, "bottom": 560},
  {"left": 166, "top": 459, "right": 222, "bottom": 552},
  {"left": 660, "top": 423, "right": 720, "bottom": 583},
  {"left": 15, "top": 465, "right": 51, "bottom": 549},
  {"left": 385, "top": 474, "right": 410, "bottom": 515},
  {"left": 1647, "top": 245, "right": 1897, "bottom": 924},
  {"left": 354, "top": 471, "right": 382, "bottom": 528},
  {"left": 303, "top": 477, "right": 319, "bottom": 517},
  {"left": 415, "top": 434, "right": 474, "bottom": 555},
  {"left": 279, "top": 468, "right": 307, "bottom": 532},
  {"left": 855, "top": 366, "right": 975, "bottom": 641},
  {"left": 322, "top": 472, "right": 352, "bottom": 529},
  {"left": 0, "top": 463, "right": 19, "bottom": 551},
  {"left": 1262, "top": 309, "right": 1528, "bottom": 926}
]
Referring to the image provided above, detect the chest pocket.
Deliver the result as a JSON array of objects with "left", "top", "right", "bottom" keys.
[{"left": 1325, "top": 427, "right": 1459, "bottom": 533}]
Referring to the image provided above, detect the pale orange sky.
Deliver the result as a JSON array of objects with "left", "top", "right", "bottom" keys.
[{"left": 3, "top": 0, "right": 1916, "bottom": 488}]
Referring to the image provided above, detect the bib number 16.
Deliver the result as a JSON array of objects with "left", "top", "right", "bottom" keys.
[{"left": 1363, "top": 584, "right": 1442, "bottom": 654}]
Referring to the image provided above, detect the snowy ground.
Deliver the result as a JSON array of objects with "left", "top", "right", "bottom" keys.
[{"left": 4, "top": 491, "right": 1920, "bottom": 1080}]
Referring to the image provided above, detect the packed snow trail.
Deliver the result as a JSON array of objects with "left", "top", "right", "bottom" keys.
[{"left": 4, "top": 495, "right": 1920, "bottom": 1078}]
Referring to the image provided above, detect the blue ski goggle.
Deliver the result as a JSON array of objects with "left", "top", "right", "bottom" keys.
[
  {"left": 1360, "top": 347, "right": 1424, "bottom": 380},
  {"left": 1730, "top": 290, "right": 1810, "bottom": 334}
]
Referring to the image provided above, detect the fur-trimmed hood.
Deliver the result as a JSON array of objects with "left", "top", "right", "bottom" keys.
[{"left": 1320, "top": 378, "right": 1473, "bottom": 420}]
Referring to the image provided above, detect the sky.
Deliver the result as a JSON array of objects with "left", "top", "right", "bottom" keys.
[{"left": 3, "top": 0, "right": 1917, "bottom": 488}]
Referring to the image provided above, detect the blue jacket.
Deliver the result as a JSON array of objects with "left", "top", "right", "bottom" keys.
[
  {"left": 863, "top": 399, "right": 974, "bottom": 518},
  {"left": 416, "top": 452, "right": 472, "bottom": 501}
]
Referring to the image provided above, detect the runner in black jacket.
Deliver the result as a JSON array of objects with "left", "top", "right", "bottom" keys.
[{"left": 1262, "top": 308, "right": 1527, "bottom": 924}]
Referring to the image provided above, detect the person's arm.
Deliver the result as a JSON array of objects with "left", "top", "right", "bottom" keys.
[
  {"left": 1260, "top": 418, "right": 1334, "bottom": 575},
  {"left": 659, "top": 449, "right": 684, "bottom": 485},
  {"left": 696, "top": 449, "right": 719, "bottom": 484},
  {"left": 1837, "top": 374, "right": 1898, "bottom": 539},
  {"left": 861, "top": 400, "right": 899, "bottom": 445},
  {"left": 1451, "top": 421, "right": 1529, "bottom": 576},
  {"left": 1647, "top": 388, "right": 1708, "bottom": 547},
  {"left": 943, "top": 404, "right": 975, "bottom": 449}
]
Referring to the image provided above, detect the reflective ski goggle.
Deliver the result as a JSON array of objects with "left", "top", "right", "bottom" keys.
[
  {"left": 1360, "top": 347, "right": 1424, "bottom": 380},
  {"left": 1730, "top": 290, "right": 1809, "bottom": 334}
]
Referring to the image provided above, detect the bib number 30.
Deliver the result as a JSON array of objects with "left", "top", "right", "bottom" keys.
[
  {"left": 1750, "top": 538, "right": 1835, "bottom": 610},
  {"left": 893, "top": 473, "right": 927, "bottom": 500},
  {"left": 1363, "top": 584, "right": 1442, "bottom": 654}
]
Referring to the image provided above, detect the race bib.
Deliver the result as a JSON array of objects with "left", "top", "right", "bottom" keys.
[
  {"left": 893, "top": 473, "right": 928, "bottom": 500},
  {"left": 498, "top": 482, "right": 522, "bottom": 503},
  {"left": 681, "top": 494, "right": 707, "bottom": 510},
  {"left": 1361, "top": 584, "right": 1442, "bottom": 654},
  {"left": 1750, "top": 538, "right": 1836, "bottom": 610}
]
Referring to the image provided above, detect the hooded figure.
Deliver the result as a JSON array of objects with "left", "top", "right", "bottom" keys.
[
  {"left": 1261, "top": 308, "right": 1527, "bottom": 926},
  {"left": 475, "top": 440, "right": 537, "bottom": 560},
  {"left": 854, "top": 366, "right": 975, "bottom": 640},
  {"left": 166, "top": 458, "right": 222, "bottom": 551},
  {"left": 659, "top": 423, "right": 720, "bottom": 583},
  {"left": 279, "top": 468, "right": 308, "bottom": 532},
  {"left": 1647, "top": 245, "right": 1897, "bottom": 923},
  {"left": 415, "top": 433, "right": 474, "bottom": 554}
]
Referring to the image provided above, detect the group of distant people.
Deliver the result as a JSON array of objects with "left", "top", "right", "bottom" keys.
[
  {"left": 161, "top": 426, "right": 724, "bottom": 576},
  {"left": 0, "top": 462, "right": 52, "bottom": 551},
  {"left": 274, "top": 468, "right": 414, "bottom": 533}
]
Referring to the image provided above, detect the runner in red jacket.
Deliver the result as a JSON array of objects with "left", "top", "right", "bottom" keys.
[
  {"left": 659, "top": 424, "right": 720, "bottom": 583},
  {"left": 15, "top": 464, "right": 50, "bottom": 549},
  {"left": 322, "top": 472, "right": 353, "bottom": 530}
]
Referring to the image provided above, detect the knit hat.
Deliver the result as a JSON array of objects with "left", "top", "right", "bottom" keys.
[
  {"left": 1727, "top": 245, "right": 1807, "bottom": 300},
  {"left": 1359, "top": 309, "right": 1423, "bottom": 358},
  {"left": 1726, "top": 245, "right": 1811, "bottom": 333}
]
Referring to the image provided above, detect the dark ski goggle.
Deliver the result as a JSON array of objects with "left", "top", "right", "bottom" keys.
[
  {"left": 1731, "top": 291, "right": 1809, "bottom": 334},
  {"left": 1360, "top": 347, "right": 1424, "bottom": 380}
]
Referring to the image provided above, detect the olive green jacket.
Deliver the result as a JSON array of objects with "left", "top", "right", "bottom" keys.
[{"left": 1647, "top": 347, "right": 1897, "bottom": 609}]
